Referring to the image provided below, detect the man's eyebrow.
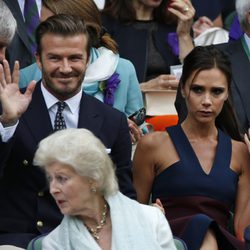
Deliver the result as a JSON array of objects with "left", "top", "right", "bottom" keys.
[
  {"left": 46, "top": 53, "right": 59, "bottom": 56},
  {"left": 69, "top": 54, "right": 85, "bottom": 58}
]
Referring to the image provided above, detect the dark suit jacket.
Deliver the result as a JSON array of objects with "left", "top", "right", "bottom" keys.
[
  {"left": 102, "top": 15, "right": 179, "bottom": 83},
  {"left": 3, "top": 0, "right": 34, "bottom": 69},
  {"left": 175, "top": 39, "right": 250, "bottom": 133},
  {"left": 0, "top": 82, "right": 134, "bottom": 247},
  {"left": 216, "top": 39, "right": 250, "bottom": 132}
]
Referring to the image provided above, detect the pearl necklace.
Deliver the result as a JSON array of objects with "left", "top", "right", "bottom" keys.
[{"left": 85, "top": 202, "right": 108, "bottom": 241}]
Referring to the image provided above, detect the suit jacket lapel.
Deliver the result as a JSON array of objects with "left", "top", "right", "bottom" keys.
[
  {"left": 78, "top": 92, "right": 104, "bottom": 136},
  {"left": 22, "top": 87, "right": 105, "bottom": 144},
  {"left": 22, "top": 82, "right": 54, "bottom": 143},
  {"left": 3, "top": 0, "right": 23, "bottom": 20}
]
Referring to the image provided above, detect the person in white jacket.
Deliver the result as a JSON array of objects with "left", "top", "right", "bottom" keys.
[{"left": 33, "top": 128, "right": 177, "bottom": 250}]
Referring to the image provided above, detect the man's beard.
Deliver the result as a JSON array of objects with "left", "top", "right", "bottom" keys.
[{"left": 41, "top": 68, "right": 85, "bottom": 99}]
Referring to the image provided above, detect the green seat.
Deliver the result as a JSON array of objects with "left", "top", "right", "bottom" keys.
[
  {"left": 27, "top": 234, "right": 188, "bottom": 250},
  {"left": 174, "top": 237, "right": 188, "bottom": 250},
  {"left": 26, "top": 234, "right": 47, "bottom": 250}
]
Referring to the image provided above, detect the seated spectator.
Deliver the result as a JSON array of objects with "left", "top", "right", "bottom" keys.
[
  {"left": 133, "top": 46, "right": 250, "bottom": 249},
  {"left": 19, "top": 0, "right": 144, "bottom": 142},
  {"left": 33, "top": 128, "right": 177, "bottom": 250},
  {"left": 176, "top": 0, "right": 250, "bottom": 134},
  {"left": 0, "top": 14, "right": 135, "bottom": 248},
  {"left": 102, "top": 0, "right": 194, "bottom": 89},
  {"left": 102, "top": 0, "right": 195, "bottom": 131}
]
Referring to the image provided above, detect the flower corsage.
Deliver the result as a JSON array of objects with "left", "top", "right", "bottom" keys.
[{"left": 99, "top": 72, "right": 121, "bottom": 106}]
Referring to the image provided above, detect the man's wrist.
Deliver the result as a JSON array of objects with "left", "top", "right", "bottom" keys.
[{"left": 0, "top": 115, "right": 18, "bottom": 127}]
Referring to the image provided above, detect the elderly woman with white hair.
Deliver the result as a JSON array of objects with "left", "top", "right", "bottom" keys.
[{"left": 33, "top": 128, "right": 177, "bottom": 250}]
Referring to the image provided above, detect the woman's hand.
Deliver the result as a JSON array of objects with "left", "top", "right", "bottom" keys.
[
  {"left": 167, "top": 0, "right": 195, "bottom": 37},
  {"left": 192, "top": 16, "right": 214, "bottom": 38},
  {"left": 127, "top": 118, "right": 143, "bottom": 144},
  {"left": 140, "top": 74, "right": 179, "bottom": 92},
  {"left": 151, "top": 198, "right": 165, "bottom": 215},
  {"left": 167, "top": 0, "right": 195, "bottom": 62},
  {"left": 0, "top": 60, "right": 36, "bottom": 126}
]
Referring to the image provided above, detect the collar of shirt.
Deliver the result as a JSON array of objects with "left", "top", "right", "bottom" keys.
[
  {"left": 40, "top": 82, "right": 83, "bottom": 115},
  {"left": 244, "top": 33, "right": 250, "bottom": 51}
]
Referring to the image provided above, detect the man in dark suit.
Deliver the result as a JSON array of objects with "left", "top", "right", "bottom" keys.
[
  {"left": 213, "top": 0, "right": 250, "bottom": 133},
  {"left": 215, "top": 40, "right": 250, "bottom": 133},
  {"left": 3, "top": 0, "right": 40, "bottom": 69},
  {"left": 0, "top": 14, "right": 134, "bottom": 248}
]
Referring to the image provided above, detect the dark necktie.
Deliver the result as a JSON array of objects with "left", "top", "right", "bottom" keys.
[
  {"left": 54, "top": 102, "right": 67, "bottom": 131},
  {"left": 24, "top": 0, "right": 40, "bottom": 56}
]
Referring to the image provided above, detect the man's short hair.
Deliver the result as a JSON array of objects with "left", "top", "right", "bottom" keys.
[
  {"left": 35, "top": 14, "right": 91, "bottom": 56},
  {"left": 0, "top": 0, "right": 17, "bottom": 44}
]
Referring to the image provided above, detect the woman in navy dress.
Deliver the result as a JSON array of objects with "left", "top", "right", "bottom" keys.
[{"left": 133, "top": 45, "right": 250, "bottom": 249}]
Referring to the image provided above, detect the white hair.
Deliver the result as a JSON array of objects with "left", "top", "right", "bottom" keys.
[
  {"left": 0, "top": 0, "right": 16, "bottom": 43},
  {"left": 33, "top": 128, "right": 119, "bottom": 196},
  {"left": 236, "top": 0, "right": 250, "bottom": 32}
]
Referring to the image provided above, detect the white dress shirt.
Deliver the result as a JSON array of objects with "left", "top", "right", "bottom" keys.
[{"left": 41, "top": 83, "right": 82, "bottom": 129}]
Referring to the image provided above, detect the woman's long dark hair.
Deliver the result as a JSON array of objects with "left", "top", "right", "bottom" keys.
[{"left": 180, "top": 45, "right": 242, "bottom": 141}]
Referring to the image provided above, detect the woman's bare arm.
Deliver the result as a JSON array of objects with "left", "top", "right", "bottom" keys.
[
  {"left": 233, "top": 141, "right": 250, "bottom": 240},
  {"left": 133, "top": 133, "right": 159, "bottom": 203}
]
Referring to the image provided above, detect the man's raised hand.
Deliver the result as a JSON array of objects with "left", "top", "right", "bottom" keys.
[{"left": 0, "top": 60, "right": 36, "bottom": 126}]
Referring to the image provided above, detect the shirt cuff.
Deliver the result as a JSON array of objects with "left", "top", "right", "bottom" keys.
[{"left": 0, "top": 121, "right": 19, "bottom": 142}]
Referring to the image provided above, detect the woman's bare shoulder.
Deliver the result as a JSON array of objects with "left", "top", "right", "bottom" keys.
[
  {"left": 232, "top": 139, "right": 248, "bottom": 154},
  {"left": 232, "top": 139, "right": 250, "bottom": 173},
  {"left": 138, "top": 131, "right": 171, "bottom": 148}
]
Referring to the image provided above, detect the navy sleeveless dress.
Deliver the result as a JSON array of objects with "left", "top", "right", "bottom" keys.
[{"left": 151, "top": 125, "right": 246, "bottom": 249}]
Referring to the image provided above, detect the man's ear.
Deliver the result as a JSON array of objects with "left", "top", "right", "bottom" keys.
[{"left": 36, "top": 52, "right": 42, "bottom": 70}]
